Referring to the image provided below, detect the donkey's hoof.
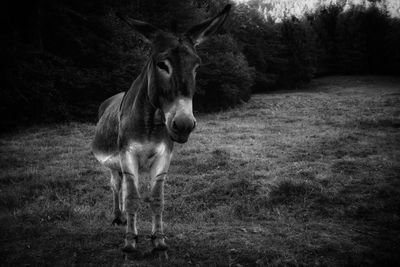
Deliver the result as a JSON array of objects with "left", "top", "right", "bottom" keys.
[
  {"left": 151, "top": 238, "right": 168, "bottom": 251},
  {"left": 149, "top": 249, "right": 169, "bottom": 260},
  {"left": 111, "top": 217, "right": 126, "bottom": 226},
  {"left": 123, "top": 234, "right": 139, "bottom": 254},
  {"left": 122, "top": 243, "right": 139, "bottom": 253},
  {"left": 152, "top": 244, "right": 168, "bottom": 252}
]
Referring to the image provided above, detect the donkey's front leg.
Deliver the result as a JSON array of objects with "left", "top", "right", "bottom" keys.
[
  {"left": 149, "top": 147, "right": 172, "bottom": 251},
  {"left": 110, "top": 170, "right": 125, "bottom": 226},
  {"left": 120, "top": 152, "right": 141, "bottom": 253}
]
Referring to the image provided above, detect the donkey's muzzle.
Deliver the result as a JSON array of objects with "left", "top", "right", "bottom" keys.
[{"left": 170, "top": 115, "right": 196, "bottom": 143}]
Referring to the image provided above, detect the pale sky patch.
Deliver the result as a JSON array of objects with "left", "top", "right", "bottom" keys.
[{"left": 233, "top": 0, "right": 400, "bottom": 21}]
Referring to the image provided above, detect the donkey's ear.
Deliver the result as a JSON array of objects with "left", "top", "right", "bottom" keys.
[
  {"left": 116, "top": 12, "right": 160, "bottom": 42},
  {"left": 186, "top": 4, "right": 231, "bottom": 46}
]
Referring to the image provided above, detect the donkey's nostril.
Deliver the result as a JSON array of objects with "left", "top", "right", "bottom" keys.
[{"left": 171, "top": 117, "right": 196, "bottom": 134}]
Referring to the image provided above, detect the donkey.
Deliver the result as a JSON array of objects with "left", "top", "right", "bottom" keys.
[{"left": 91, "top": 5, "right": 231, "bottom": 252}]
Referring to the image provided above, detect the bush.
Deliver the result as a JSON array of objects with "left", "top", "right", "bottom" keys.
[
  {"left": 195, "top": 34, "right": 255, "bottom": 111},
  {"left": 230, "top": 4, "right": 280, "bottom": 92}
]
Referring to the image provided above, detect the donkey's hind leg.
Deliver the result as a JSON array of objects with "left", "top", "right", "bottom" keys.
[{"left": 110, "top": 169, "right": 125, "bottom": 226}]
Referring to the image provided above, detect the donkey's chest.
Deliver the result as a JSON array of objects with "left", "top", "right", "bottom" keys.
[{"left": 128, "top": 141, "right": 167, "bottom": 172}]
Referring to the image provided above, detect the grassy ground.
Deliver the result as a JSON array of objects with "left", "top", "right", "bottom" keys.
[{"left": 1, "top": 76, "right": 400, "bottom": 266}]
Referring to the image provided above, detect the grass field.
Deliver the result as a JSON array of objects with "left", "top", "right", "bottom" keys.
[{"left": 1, "top": 76, "right": 400, "bottom": 266}]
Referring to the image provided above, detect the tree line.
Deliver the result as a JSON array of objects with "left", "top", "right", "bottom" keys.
[{"left": 1, "top": 0, "right": 399, "bottom": 131}]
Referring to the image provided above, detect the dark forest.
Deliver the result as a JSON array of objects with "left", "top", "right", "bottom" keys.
[{"left": 1, "top": 0, "right": 399, "bottom": 131}]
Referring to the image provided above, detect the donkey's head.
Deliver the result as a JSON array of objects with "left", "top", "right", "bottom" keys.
[{"left": 119, "top": 5, "right": 231, "bottom": 143}]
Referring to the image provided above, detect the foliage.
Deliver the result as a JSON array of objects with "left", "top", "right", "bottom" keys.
[
  {"left": 277, "top": 17, "right": 318, "bottom": 87},
  {"left": 195, "top": 34, "right": 254, "bottom": 111},
  {"left": 1, "top": 0, "right": 400, "bottom": 131},
  {"left": 335, "top": 5, "right": 397, "bottom": 74},
  {"left": 306, "top": 4, "right": 344, "bottom": 75},
  {"left": 309, "top": 3, "right": 400, "bottom": 75},
  {"left": 230, "top": 4, "right": 284, "bottom": 91},
  {"left": 230, "top": 1, "right": 399, "bottom": 91}
]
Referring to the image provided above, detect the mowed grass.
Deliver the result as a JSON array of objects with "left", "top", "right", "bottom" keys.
[{"left": 1, "top": 76, "right": 400, "bottom": 266}]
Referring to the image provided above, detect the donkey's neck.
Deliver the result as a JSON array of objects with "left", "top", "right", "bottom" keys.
[{"left": 119, "top": 60, "right": 165, "bottom": 145}]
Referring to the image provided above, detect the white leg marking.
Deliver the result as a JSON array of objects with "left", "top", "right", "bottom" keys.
[
  {"left": 120, "top": 151, "right": 140, "bottom": 250},
  {"left": 149, "top": 144, "right": 172, "bottom": 247}
]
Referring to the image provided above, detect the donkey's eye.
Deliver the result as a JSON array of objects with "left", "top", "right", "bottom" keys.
[{"left": 157, "top": 61, "right": 171, "bottom": 75}]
